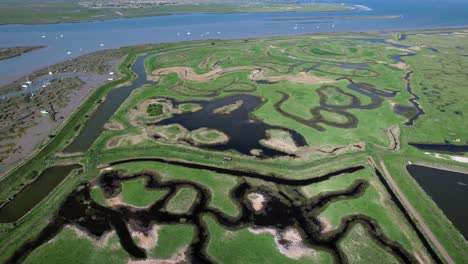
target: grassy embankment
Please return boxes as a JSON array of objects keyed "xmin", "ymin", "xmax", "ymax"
[{"xmin": 0, "ymin": 2, "xmax": 351, "ymax": 25}]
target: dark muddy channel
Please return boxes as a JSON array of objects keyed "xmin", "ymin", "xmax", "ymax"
[
  {"xmin": 0, "ymin": 164, "xmax": 82, "ymax": 223},
  {"xmin": 154, "ymin": 94, "xmax": 306, "ymax": 157},
  {"xmin": 407, "ymin": 164, "xmax": 468, "ymax": 239},
  {"xmin": 7, "ymin": 163, "xmax": 418, "ymax": 264}
]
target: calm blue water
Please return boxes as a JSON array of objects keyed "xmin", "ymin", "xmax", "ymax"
[{"xmin": 0, "ymin": 0, "xmax": 467, "ymax": 86}]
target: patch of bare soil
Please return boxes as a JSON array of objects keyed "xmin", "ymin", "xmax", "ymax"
[
  {"xmin": 105, "ymin": 196, "xmax": 125, "ymax": 207},
  {"xmin": 68, "ymin": 225, "xmax": 115, "ymax": 247},
  {"xmin": 269, "ymin": 45, "xmax": 286, "ymax": 53},
  {"xmin": 250, "ymin": 69, "xmax": 335, "ymax": 85},
  {"xmin": 127, "ymin": 247, "xmax": 187, "ymax": 264},
  {"xmin": 106, "ymin": 133, "xmax": 148, "ymax": 149},
  {"xmin": 247, "ymin": 192, "xmax": 266, "ymax": 212},
  {"xmin": 250, "ymin": 149, "xmax": 263, "ymax": 157},
  {"xmin": 212, "ymin": 100, "xmax": 243, "ymax": 114},
  {"xmin": 104, "ymin": 122, "xmax": 124, "ymax": 131},
  {"xmin": 153, "ymin": 66, "xmax": 334, "ymax": 85},
  {"xmin": 249, "ymin": 227, "xmax": 317, "ymax": 260},
  {"xmin": 390, "ymin": 61, "xmax": 409, "ymax": 70},
  {"xmin": 317, "ymin": 216, "xmax": 332, "ymax": 234},
  {"xmin": 294, "ymin": 142, "xmax": 365, "ymax": 159},
  {"xmin": 153, "ymin": 66, "xmax": 253, "ymax": 82},
  {"xmin": 131, "ymin": 225, "xmax": 160, "ymax": 250},
  {"xmin": 260, "ymin": 129, "xmax": 299, "ymax": 154}
]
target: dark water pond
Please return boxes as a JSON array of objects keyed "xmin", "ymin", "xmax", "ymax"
[
  {"xmin": 409, "ymin": 143, "xmax": 468, "ymax": 153},
  {"xmin": 154, "ymin": 94, "xmax": 306, "ymax": 157},
  {"xmin": 407, "ymin": 164, "xmax": 468, "ymax": 239},
  {"xmin": 0, "ymin": 164, "xmax": 82, "ymax": 223}
]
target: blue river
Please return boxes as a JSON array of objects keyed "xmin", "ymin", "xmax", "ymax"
[{"xmin": 0, "ymin": 0, "xmax": 468, "ymax": 86}]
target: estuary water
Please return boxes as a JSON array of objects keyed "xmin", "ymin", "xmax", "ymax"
[{"xmin": 1, "ymin": 0, "xmax": 468, "ymax": 86}]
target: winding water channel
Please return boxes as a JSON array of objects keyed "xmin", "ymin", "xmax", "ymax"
[{"xmin": 6, "ymin": 162, "xmax": 422, "ymax": 264}]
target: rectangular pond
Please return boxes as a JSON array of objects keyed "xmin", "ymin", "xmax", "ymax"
[{"xmin": 406, "ymin": 164, "xmax": 468, "ymax": 239}]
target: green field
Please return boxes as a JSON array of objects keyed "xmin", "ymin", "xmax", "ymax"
[
  {"xmin": 0, "ymin": 2, "xmax": 351, "ymax": 25},
  {"xmin": 0, "ymin": 29, "xmax": 467, "ymax": 264}
]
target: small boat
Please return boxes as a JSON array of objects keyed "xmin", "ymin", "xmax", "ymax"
[
  {"xmin": 21, "ymin": 84, "xmax": 28, "ymax": 88},
  {"xmin": 187, "ymin": 32, "xmax": 191, "ymax": 35},
  {"xmin": 67, "ymin": 51, "xmax": 72, "ymax": 55},
  {"xmin": 41, "ymin": 35, "xmax": 46, "ymax": 38},
  {"xmin": 109, "ymin": 72, "xmax": 114, "ymax": 75},
  {"xmin": 25, "ymin": 80, "xmax": 32, "ymax": 85},
  {"xmin": 49, "ymin": 71, "xmax": 53, "ymax": 75},
  {"xmin": 108, "ymin": 78, "xmax": 114, "ymax": 81},
  {"xmin": 40, "ymin": 110, "xmax": 49, "ymax": 114},
  {"xmin": 60, "ymin": 34, "xmax": 64, "ymax": 38},
  {"xmin": 100, "ymin": 43, "xmax": 104, "ymax": 47}
]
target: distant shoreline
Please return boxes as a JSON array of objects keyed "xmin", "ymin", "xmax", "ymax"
[
  {"xmin": 0, "ymin": 2, "xmax": 355, "ymax": 26},
  {"xmin": 0, "ymin": 46, "xmax": 46, "ymax": 61},
  {"xmin": 265, "ymin": 15, "xmax": 402, "ymax": 22}
]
